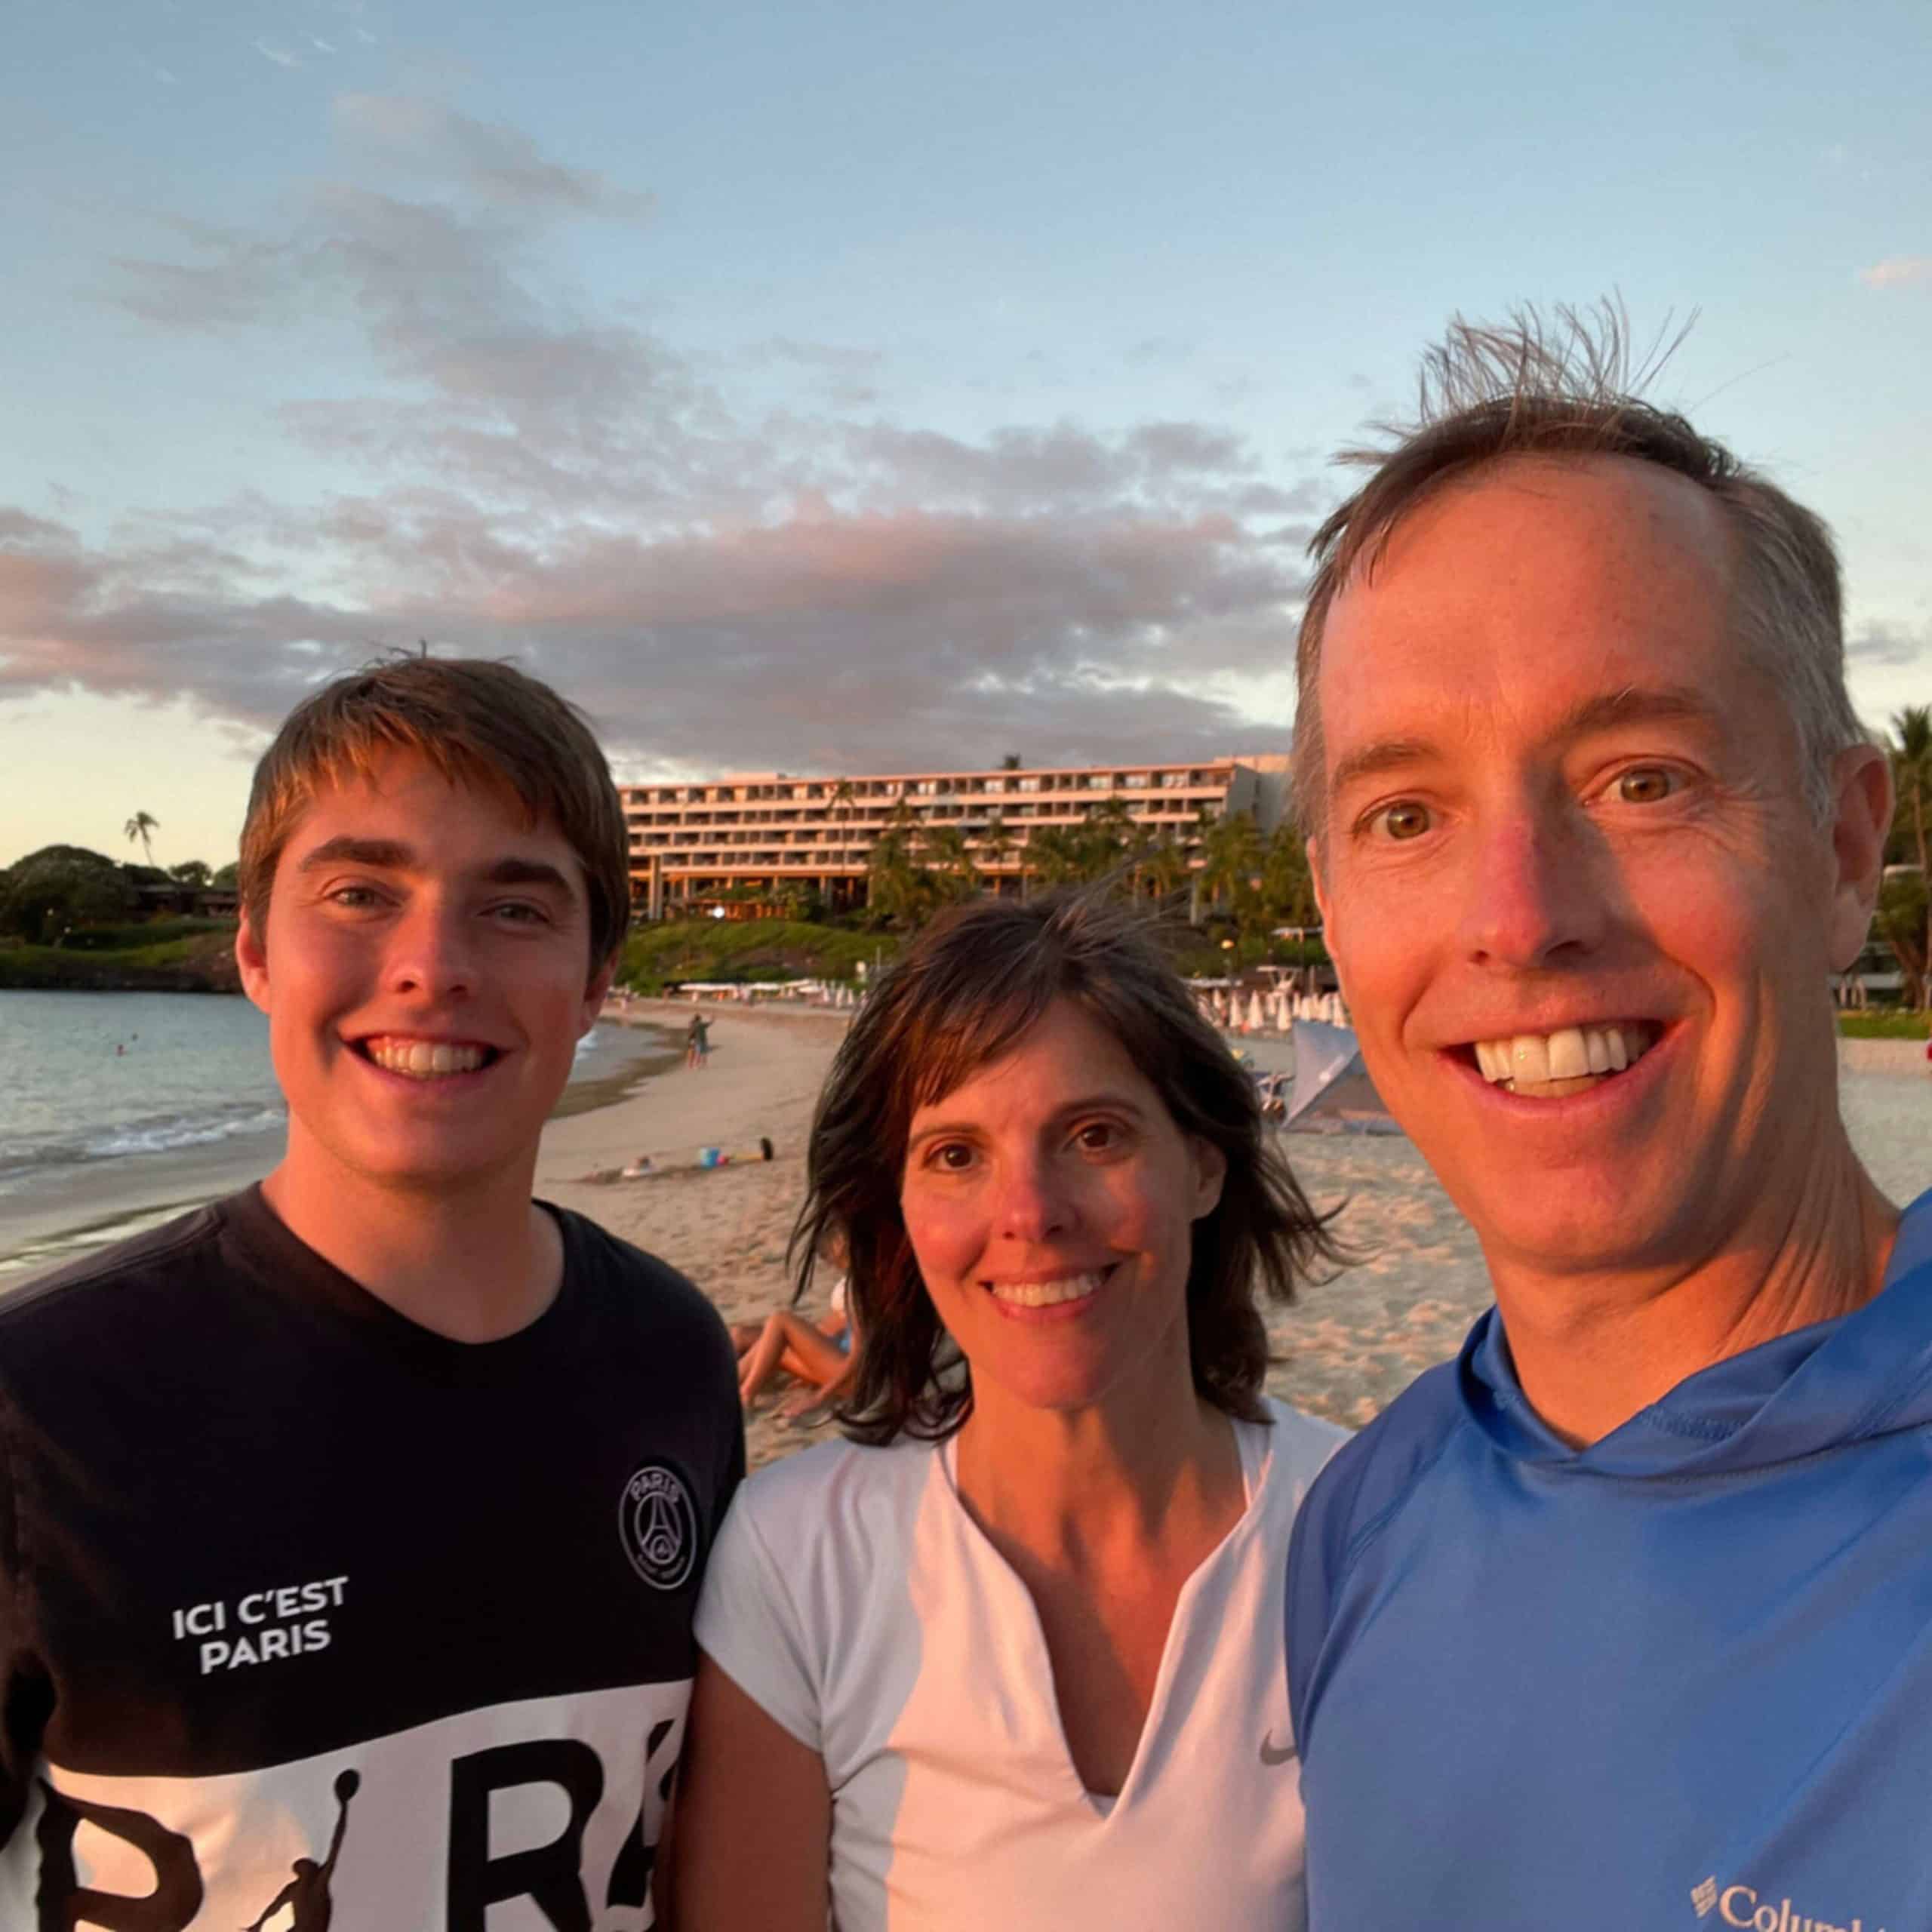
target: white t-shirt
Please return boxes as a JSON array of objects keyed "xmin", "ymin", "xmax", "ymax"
[{"xmin": 694, "ymin": 1397, "xmax": 1347, "ymax": 1930}]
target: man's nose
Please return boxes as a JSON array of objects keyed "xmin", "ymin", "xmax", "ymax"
[
  {"xmin": 1456, "ymin": 803, "xmax": 1607, "ymax": 971},
  {"xmin": 383, "ymin": 897, "xmax": 477, "ymax": 999}
]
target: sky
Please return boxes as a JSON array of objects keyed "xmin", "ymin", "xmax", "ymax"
[{"xmin": 2, "ymin": 0, "xmax": 1928, "ymax": 872}]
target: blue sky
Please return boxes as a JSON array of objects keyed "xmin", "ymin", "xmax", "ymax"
[{"xmin": 4, "ymin": 0, "xmax": 1927, "ymax": 869}]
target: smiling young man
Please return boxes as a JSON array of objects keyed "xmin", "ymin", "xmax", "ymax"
[
  {"xmin": 0, "ymin": 658, "xmax": 741, "ymax": 1924},
  {"xmin": 1281, "ymin": 312, "xmax": 1932, "ymax": 1927}
]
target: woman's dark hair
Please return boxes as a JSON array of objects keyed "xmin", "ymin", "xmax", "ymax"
[{"xmin": 792, "ymin": 890, "xmax": 1344, "ymax": 1445}]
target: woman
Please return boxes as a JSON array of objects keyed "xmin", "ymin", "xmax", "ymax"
[{"xmin": 670, "ymin": 893, "xmax": 1347, "ymax": 1930}]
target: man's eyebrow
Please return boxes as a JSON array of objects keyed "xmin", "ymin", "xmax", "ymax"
[
  {"xmin": 484, "ymin": 857, "xmax": 577, "ymax": 897},
  {"xmin": 1327, "ymin": 685, "xmax": 1724, "ymax": 802},
  {"xmin": 293, "ymin": 840, "xmax": 577, "ymax": 898},
  {"xmin": 294, "ymin": 836, "xmax": 414, "ymax": 874},
  {"xmin": 1553, "ymin": 683, "xmax": 1723, "ymax": 740}
]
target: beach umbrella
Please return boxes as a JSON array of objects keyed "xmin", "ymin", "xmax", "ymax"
[{"xmin": 1245, "ymin": 991, "xmax": 1266, "ymax": 1033}]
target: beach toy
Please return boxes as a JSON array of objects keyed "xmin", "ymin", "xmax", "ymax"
[{"xmin": 699, "ymin": 1146, "xmax": 721, "ymax": 1168}]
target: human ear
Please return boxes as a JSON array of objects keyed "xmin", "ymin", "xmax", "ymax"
[
  {"xmin": 1190, "ymin": 1137, "xmax": 1228, "ymax": 1221},
  {"xmin": 1309, "ymin": 837, "xmax": 1334, "ymax": 943},
  {"xmin": 236, "ymin": 909, "xmax": 272, "ymax": 1016},
  {"xmin": 580, "ymin": 949, "xmax": 618, "ymax": 1034},
  {"xmin": 1824, "ymin": 743, "xmax": 1893, "ymax": 972}
]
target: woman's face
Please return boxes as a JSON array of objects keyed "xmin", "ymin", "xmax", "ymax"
[{"xmin": 899, "ymin": 996, "xmax": 1226, "ymax": 1420}]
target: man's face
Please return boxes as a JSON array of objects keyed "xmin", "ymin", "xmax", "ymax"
[
  {"xmin": 1313, "ymin": 455, "xmax": 1875, "ymax": 1285},
  {"xmin": 237, "ymin": 749, "xmax": 611, "ymax": 1199}
]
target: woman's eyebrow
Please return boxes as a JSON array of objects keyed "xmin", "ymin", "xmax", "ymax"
[{"xmin": 908, "ymin": 1094, "xmax": 1149, "ymax": 1145}]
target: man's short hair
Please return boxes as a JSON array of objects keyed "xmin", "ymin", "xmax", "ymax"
[
  {"xmin": 238, "ymin": 654, "xmax": 631, "ymax": 971},
  {"xmin": 1293, "ymin": 303, "xmax": 1869, "ymax": 837}
]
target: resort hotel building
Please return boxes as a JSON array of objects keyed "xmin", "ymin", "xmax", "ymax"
[{"xmin": 620, "ymin": 754, "xmax": 1293, "ymax": 919}]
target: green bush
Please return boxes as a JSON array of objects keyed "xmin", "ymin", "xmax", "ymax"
[{"xmin": 63, "ymin": 918, "xmax": 235, "ymax": 952}]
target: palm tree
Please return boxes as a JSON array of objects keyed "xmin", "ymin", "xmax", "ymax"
[
  {"xmin": 1140, "ymin": 831, "xmax": 1189, "ymax": 912},
  {"xmin": 921, "ymin": 824, "xmax": 979, "ymax": 905},
  {"xmin": 829, "ymin": 779, "xmax": 857, "ymax": 858},
  {"xmin": 1074, "ymin": 796, "xmax": 1136, "ymax": 884},
  {"xmin": 1890, "ymin": 708, "xmax": 1932, "ymax": 1006},
  {"xmin": 1202, "ymin": 811, "xmax": 1265, "ymax": 924},
  {"xmin": 123, "ymin": 811, "xmax": 159, "ymax": 869},
  {"xmin": 1025, "ymin": 824, "xmax": 1084, "ymax": 891},
  {"xmin": 1260, "ymin": 820, "xmax": 1318, "ymax": 930},
  {"xmin": 1000, "ymin": 753, "xmax": 1022, "ymax": 771}
]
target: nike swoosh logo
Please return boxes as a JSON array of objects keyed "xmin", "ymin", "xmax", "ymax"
[{"xmin": 1260, "ymin": 1732, "xmax": 1298, "ymax": 1767}]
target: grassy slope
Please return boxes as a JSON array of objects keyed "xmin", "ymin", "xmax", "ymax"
[
  {"xmin": 619, "ymin": 920, "xmax": 894, "ymax": 991},
  {"xmin": 0, "ymin": 929, "xmax": 242, "ymax": 992}
]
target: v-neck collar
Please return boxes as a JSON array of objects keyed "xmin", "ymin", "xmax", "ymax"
[{"xmin": 934, "ymin": 1412, "xmax": 1270, "ymax": 1817}]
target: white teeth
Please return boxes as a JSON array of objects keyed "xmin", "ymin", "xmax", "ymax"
[
  {"xmin": 1471, "ymin": 1023, "xmax": 1655, "ymax": 1092},
  {"xmin": 367, "ymin": 1040, "xmax": 487, "ymax": 1078},
  {"xmin": 1509, "ymin": 1034, "xmax": 1552, "ymax": 1084},
  {"xmin": 1546, "ymin": 1027, "xmax": 1589, "ymax": 1080},
  {"xmin": 988, "ymin": 1271, "xmax": 1106, "ymax": 1309}
]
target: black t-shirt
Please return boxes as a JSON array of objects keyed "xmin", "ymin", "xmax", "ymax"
[{"xmin": 0, "ymin": 1185, "xmax": 742, "ymax": 1927}]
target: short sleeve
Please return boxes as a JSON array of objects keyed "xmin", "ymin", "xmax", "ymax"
[
  {"xmin": 694, "ymin": 1489, "xmax": 823, "ymax": 1755},
  {"xmin": 0, "ymin": 1387, "xmax": 48, "ymax": 1846}
]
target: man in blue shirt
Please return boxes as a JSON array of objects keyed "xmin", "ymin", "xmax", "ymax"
[{"xmin": 1283, "ymin": 308, "xmax": 1926, "ymax": 1926}]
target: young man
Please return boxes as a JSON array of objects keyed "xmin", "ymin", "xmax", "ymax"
[
  {"xmin": 0, "ymin": 658, "xmax": 742, "ymax": 1924},
  {"xmin": 1282, "ymin": 312, "xmax": 1930, "ymax": 1924}
]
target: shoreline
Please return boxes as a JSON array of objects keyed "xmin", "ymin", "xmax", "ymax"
[{"xmin": 0, "ymin": 1016, "xmax": 684, "ymax": 1284}]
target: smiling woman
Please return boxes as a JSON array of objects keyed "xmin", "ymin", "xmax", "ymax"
[{"xmin": 669, "ymin": 892, "xmax": 1351, "ymax": 1932}]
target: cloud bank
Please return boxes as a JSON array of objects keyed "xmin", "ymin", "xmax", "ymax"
[{"xmin": 2, "ymin": 94, "xmax": 1315, "ymax": 777}]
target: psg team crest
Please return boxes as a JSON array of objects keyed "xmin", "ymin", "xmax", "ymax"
[{"xmin": 619, "ymin": 1462, "xmax": 699, "ymax": 1591}]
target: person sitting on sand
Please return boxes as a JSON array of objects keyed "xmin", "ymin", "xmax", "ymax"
[
  {"xmin": 734, "ymin": 1270, "xmax": 856, "ymax": 1414},
  {"xmin": 668, "ymin": 892, "xmax": 1348, "ymax": 1931}
]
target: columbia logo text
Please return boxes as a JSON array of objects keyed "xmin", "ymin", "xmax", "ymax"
[{"xmin": 1695, "ymin": 1878, "xmax": 1887, "ymax": 1932}]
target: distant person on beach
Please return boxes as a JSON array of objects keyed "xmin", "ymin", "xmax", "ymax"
[
  {"xmin": 686, "ymin": 1011, "xmax": 711, "ymax": 1068},
  {"xmin": 1281, "ymin": 307, "xmax": 1924, "ymax": 1924},
  {"xmin": 669, "ymin": 893, "xmax": 1348, "ymax": 1930},
  {"xmin": 0, "ymin": 657, "xmax": 741, "ymax": 1915}
]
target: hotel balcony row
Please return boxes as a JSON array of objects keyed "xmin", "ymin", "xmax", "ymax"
[{"xmin": 617, "ymin": 753, "xmax": 1291, "ymax": 916}]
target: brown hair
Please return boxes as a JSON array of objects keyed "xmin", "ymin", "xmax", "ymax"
[
  {"xmin": 238, "ymin": 653, "xmax": 631, "ymax": 971},
  {"xmin": 794, "ymin": 891, "xmax": 1344, "ymax": 1445},
  {"xmin": 1294, "ymin": 303, "xmax": 1867, "ymax": 837}
]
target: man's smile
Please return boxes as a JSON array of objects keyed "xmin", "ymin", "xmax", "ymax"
[{"xmin": 1463, "ymin": 1020, "xmax": 1663, "ymax": 1098}]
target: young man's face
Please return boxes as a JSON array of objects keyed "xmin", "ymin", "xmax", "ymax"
[
  {"xmin": 1312, "ymin": 455, "xmax": 1879, "ymax": 1287},
  {"xmin": 238, "ymin": 749, "xmax": 612, "ymax": 1198}
]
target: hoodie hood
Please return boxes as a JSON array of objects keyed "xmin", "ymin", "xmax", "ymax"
[{"xmin": 1460, "ymin": 1186, "xmax": 1932, "ymax": 1478}]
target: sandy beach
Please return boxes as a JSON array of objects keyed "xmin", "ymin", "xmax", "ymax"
[{"xmin": 544, "ymin": 1000, "xmax": 1930, "ymax": 1470}]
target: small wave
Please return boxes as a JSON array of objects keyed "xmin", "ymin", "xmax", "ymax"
[
  {"xmin": 84, "ymin": 1107, "xmax": 285, "ymax": 1160},
  {"xmin": 0, "ymin": 1106, "xmax": 286, "ymax": 1187}
]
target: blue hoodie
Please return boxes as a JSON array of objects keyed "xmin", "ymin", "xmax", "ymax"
[{"xmin": 1286, "ymin": 1188, "xmax": 1932, "ymax": 1932}]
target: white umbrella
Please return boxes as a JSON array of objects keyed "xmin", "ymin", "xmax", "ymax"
[{"xmin": 1244, "ymin": 990, "xmax": 1266, "ymax": 1033}]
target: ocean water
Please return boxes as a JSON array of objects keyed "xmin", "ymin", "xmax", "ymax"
[
  {"xmin": 0, "ymin": 991, "xmax": 666, "ymax": 1273},
  {"xmin": 0, "ymin": 992, "xmax": 282, "ymax": 1192}
]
